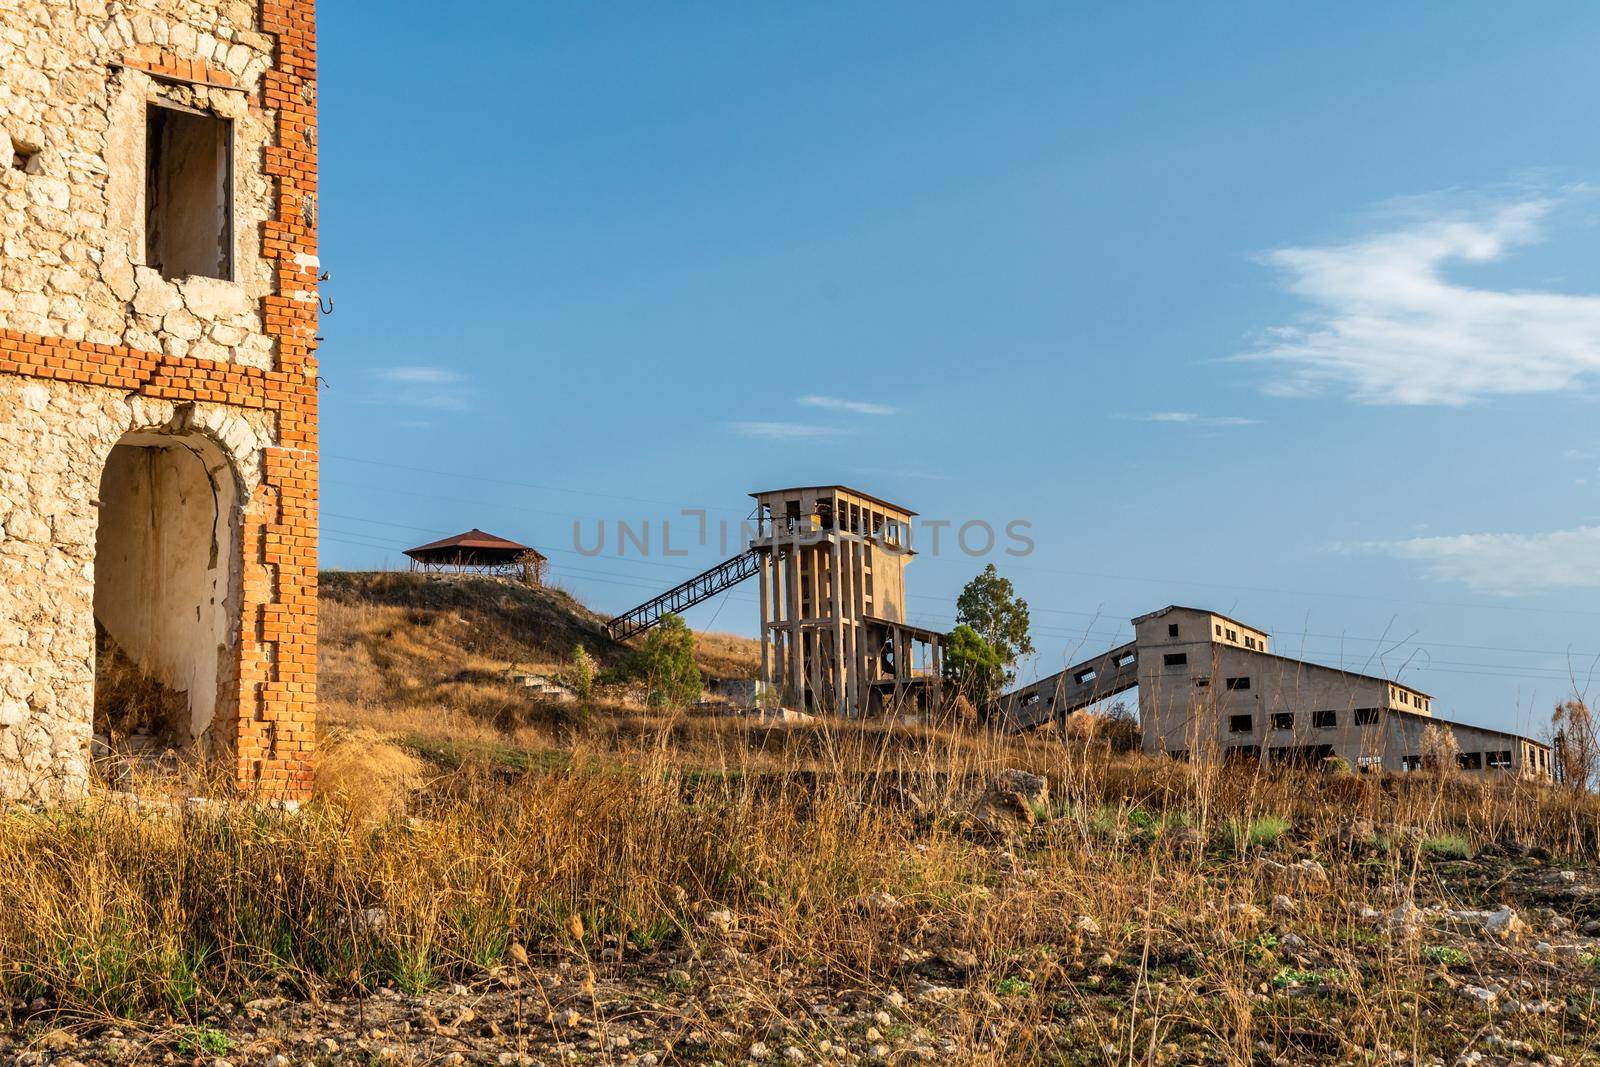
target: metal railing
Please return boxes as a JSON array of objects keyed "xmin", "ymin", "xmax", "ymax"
[{"xmin": 604, "ymin": 548, "xmax": 763, "ymax": 642}]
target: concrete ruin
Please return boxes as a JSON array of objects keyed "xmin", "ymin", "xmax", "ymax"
[
  {"xmin": 750, "ymin": 486, "xmax": 942, "ymax": 715},
  {"xmin": 0, "ymin": 0, "xmax": 319, "ymax": 802},
  {"xmin": 1001, "ymin": 605, "xmax": 1552, "ymax": 779},
  {"xmin": 605, "ymin": 485, "xmax": 942, "ymax": 716}
]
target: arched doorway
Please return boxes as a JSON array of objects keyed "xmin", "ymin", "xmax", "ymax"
[{"xmin": 93, "ymin": 428, "xmax": 241, "ymax": 768}]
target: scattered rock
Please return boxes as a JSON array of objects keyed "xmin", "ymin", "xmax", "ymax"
[{"xmin": 974, "ymin": 769, "xmax": 1049, "ymax": 828}]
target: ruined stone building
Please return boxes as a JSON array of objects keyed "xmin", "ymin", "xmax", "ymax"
[
  {"xmin": 0, "ymin": 0, "xmax": 319, "ymax": 802},
  {"xmin": 1002, "ymin": 605, "xmax": 1551, "ymax": 779}
]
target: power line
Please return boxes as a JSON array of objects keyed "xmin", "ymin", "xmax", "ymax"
[
  {"xmin": 315, "ymin": 478, "xmax": 1594, "ymax": 694},
  {"xmin": 324, "ymin": 512, "xmax": 717, "ymax": 574},
  {"xmin": 323, "ymin": 510, "xmax": 1595, "ymax": 668},
  {"xmin": 327, "ymin": 454, "xmax": 747, "ymax": 514},
  {"xmin": 323, "ymin": 513, "xmax": 1594, "ymax": 675},
  {"xmin": 913, "ymin": 551, "xmax": 1600, "ymax": 620},
  {"xmin": 326, "ymin": 461, "xmax": 1600, "ymax": 624},
  {"xmin": 320, "ymin": 528, "xmax": 759, "ymax": 612}
]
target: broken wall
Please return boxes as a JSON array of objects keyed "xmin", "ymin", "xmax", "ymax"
[
  {"xmin": 0, "ymin": 0, "xmax": 320, "ymax": 803},
  {"xmin": 95, "ymin": 429, "xmax": 242, "ymax": 748}
]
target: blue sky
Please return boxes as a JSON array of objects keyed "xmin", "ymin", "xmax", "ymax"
[{"xmin": 317, "ymin": 2, "xmax": 1600, "ymax": 738}]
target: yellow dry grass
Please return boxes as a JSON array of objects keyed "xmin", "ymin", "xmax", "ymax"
[
  {"xmin": 8, "ymin": 573, "xmax": 1594, "ymax": 1062},
  {"xmin": 314, "ymin": 726, "xmax": 426, "ymax": 823}
]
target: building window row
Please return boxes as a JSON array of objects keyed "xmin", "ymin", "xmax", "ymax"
[
  {"xmin": 1390, "ymin": 686, "xmax": 1431, "ymax": 713},
  {"xmin": 1266, "ymin": 708, "xmax": 1383, "ymax": 731},
  {"xmin": 1400, "ymin": 750, "xmax": 1521, "ymax": 773}
]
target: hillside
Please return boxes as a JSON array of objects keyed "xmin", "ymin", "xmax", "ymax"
[{"xmin": 319, "ymin": 570, "xmax": 760, "ymax": 742}]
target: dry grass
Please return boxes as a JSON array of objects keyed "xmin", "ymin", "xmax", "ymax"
[
  {"xmin": 9, "ymin": 709, "xmax": 1600, "ymax": 1060},
  {"xmin": 318, "ymin": 572, "xmax": 760, "ymax": 743},
  {"xmin": 313, "ymin": 726, "xmax": 426, "ymax": 823},
  {"xmin": 8, "ymin": 574, "xmax": 1597, "ymax": 1061},
  {"xmin": 692, "ymin": 629, "xmax": 763, "ymax": 680},
  {"xmin": 5, "ymin": 724, "xmax": 1600, "ymax": 1062}
]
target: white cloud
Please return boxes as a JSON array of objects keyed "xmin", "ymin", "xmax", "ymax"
[
  {"xmin": 729, "ymin": 421, "xmax": 850, "ymax": 440},
  {"xmin": 375, "ymin": 366, "xmax": 465, "ymax": 385},
  {"xmin": 798, "ymin": 394, "xmax": 898, "ymax": 416},
  {"xmin": 1240, "ymin": 190, "xmax": 1600, "ymax": 405},
  {"xmin": 1123, "ymin": 411, "xmax": 1260, "ymax": 426},
  {"xmin": 1357, "ymin": 525, "xmax": 1600, "ymax": 595},
  {"xmin": 365, "ymin": 367, "xmax": 472, "ymax": 410}
]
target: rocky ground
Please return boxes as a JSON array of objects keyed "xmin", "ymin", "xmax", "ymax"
[{"xmin": 5, "ymin": 819, "xmax": 1599, "ymax": 1067}]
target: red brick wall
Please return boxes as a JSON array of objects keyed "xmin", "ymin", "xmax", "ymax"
[{"xmin": 0, "ymin": 0, "xmax": 320, "ymax": 800}]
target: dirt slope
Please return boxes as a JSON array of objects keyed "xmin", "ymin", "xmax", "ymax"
[{"xmin": 318, "ymin": 571, "xmax": 761, "ymax": 740}]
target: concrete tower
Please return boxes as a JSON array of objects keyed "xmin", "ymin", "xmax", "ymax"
[{"xmin": 751, "ymin": 486, "xmax": 942, "ymax": 715}]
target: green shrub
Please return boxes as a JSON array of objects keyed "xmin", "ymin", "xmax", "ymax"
[
  {"xmin": 177, "ymin": 1027, "xmax": 232, "ymax": 1056},
  {"xmin": 625, "ymin": 615, "xmax": 702, "ymax": 709},
  {"xmin": 1225, "ymin": 815, "xmax": 1290, "ymax": 850},
  {"xmin": 570, "ymin": 644, "xmax": 595, "ymax": 703},
  {"xmin": 1423, "ymin": 834, "xmax": 1472, "ymax": 860}
]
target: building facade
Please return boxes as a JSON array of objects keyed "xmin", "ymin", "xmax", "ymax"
[
  {"xmin": 0, "ymin": 0, "xmax": 319, "ymax": 802},
  {"xmin": 1002, "ymin": 605, "xmax": 1551, "ymax": 780},
  {"xmin": 751, "ymin": 486, "xmax": 941, "ymax": 715}
]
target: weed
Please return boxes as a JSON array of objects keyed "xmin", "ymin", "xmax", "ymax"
[
  {"xmin": 1225, "ymin": 815, "xmax": 1290, "ymax": 851},
  {"xmin": 1236, "ymin": 932, "xmax": 1280, "ymax": 961},
  {"xmin": 1423, "ymin": 945, "xmax": 1470, "ymax": 966},
  {"xmin": 1272, "ymin": 967, "xmax": 1344, "ymax": 989},
  {"xmin": 1423, "ymin": 835, "xmax": 1472, "ymax": 860},
  {"xmin": 176, "ymin": 1027, "xmax": 232, "ymax": 1056}
]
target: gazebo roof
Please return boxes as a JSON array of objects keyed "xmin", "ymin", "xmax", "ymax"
[{"xmin": 403, "ymin": 529, "xmax": 546, "ymax": 562}]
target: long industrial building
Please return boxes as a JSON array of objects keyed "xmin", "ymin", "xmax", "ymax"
[{"xmin": 1001, "ymin": 605, "xmax": 1551, "ymax": 779}]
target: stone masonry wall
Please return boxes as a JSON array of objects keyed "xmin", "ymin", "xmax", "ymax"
[{"xmin": 0, "ymin": 0, "xmax": 318, "ymax": 803}]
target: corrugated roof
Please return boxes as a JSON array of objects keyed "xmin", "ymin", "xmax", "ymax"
[
  {"xmin": 403, "ymin": 529, "xmax": 545, "ymax": 560},
  {"xmin": 749, "ymin": 485, "xmax": 918, "ymax": 517},
  {"xmin": 1387, "ymin": 706, "xmax": 1549, "ymax": 749},
  {"xmin": 1132, "ymin": 604, "xmax": 1267, "ymax": 637}
]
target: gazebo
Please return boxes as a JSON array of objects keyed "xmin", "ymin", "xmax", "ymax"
[{"xmin": 403, "ymin": 529, "xmax": 547, "ymax": 585}]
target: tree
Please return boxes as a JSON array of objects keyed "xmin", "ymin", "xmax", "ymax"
[
  {"xmin": 942, "ymin": 623, "xmax": 1005, "ymax": 708},
  {"xmin": 1552, "ymin": 698, "xmax": 1597, "ymax": 790},
  {"xmin": 628, "ymin": 614, "xmax": 702, "ymax": 709},
  {"xmin": 955, "ymin": 565, "xmax": 1034, "ymax": 680}
]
